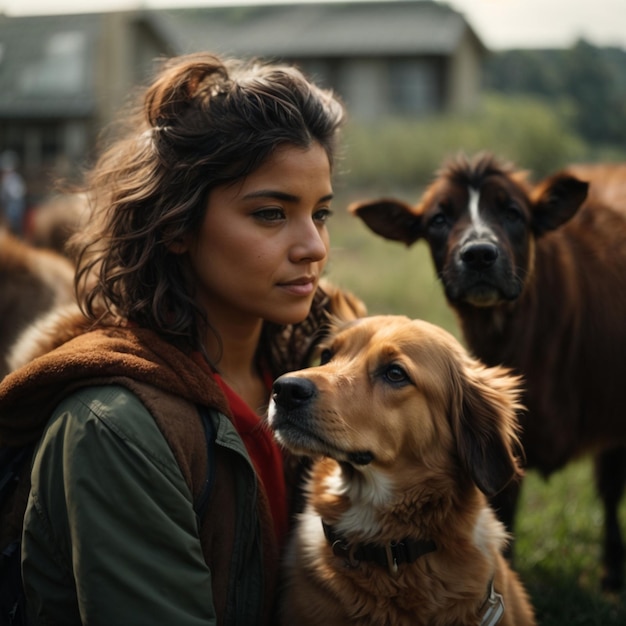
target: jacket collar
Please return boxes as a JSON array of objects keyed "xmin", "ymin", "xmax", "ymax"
[{"xmin": 0, "ymin": 323, "xmax": 229, "ymax": 446}]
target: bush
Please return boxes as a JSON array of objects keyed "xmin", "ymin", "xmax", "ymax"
[{"xmin": 340, "ymin": 93, "xmax": 589, "ymax": 191}]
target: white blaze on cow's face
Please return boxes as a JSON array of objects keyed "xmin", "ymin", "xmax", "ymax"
[
  {"xmin": 463, "ymin": 187, "xmax": 496, "ymax": 244},
  {"xmin": 468, "ymin": 188, "xmax": 482, "ymax": 229}
]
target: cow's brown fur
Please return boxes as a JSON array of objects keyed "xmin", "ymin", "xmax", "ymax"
[
  {"xmin": 26, "ymin": 193, "xmax": 87, "ymax": 259},
  {"xmin": 351, "ymin": 154, "xmax": 626, "ymax": 590},
  {"xmin": 0, "ymin": 229, "xmax": 75, "ymax": 379}
]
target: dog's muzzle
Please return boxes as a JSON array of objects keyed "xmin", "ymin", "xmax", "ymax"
[
  {"xmin": 269, "ymin": 375, "xmax": 375, "ymax": 466},
  {"xmin": 271, "ymin": 375, "xmax": 317, "ymax": 410}
]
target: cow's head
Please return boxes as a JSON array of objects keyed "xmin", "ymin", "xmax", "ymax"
[{"xmin": 350, "ymin": 153, "xmax": 588, "ymax": 308}]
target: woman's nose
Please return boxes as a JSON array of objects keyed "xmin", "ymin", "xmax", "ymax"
[{"xmin": 290, "ymin": 221, "xmax": 328, "ymax": 263}]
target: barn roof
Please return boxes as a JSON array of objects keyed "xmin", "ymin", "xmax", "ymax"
[
  {"xmin": 151, "ymin": 0, "xmax": 485, "ymax": 58},
  {"xmin": 0, "ymin": 1, "xmax": 485, "ymax": 118}
]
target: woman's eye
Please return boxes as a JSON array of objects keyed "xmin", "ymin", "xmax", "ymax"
[
  {"xmin": 253, "ymin": 208, "xmax": 285, "ymax": 222},
  {"xmin": 314, "ymin": 207, "xmax": 333, "ymax": 224}
]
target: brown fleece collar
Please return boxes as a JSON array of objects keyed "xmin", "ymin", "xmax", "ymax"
[{"xmin": 0, "ymin": 325, "xmax": 230, "ymax": 446}]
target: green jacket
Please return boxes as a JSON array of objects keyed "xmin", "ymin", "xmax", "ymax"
[
  {"xmin": 23, "ymin": 383, "xmax": 263, "ymax": 626},
  {"xmin": 0, "ymin": 323, "xmax": 281, "ymax": 626}
]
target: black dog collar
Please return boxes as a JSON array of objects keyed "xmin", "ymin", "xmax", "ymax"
[{"xmin": 322, "ymin": 520, "xmax": 437, "ymax": 576}]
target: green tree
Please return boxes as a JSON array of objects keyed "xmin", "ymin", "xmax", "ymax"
[{"xmin": 484, "ymin": 41, "xmax": 626, "ymax": 147}]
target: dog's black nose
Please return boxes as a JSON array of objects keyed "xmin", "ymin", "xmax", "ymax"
[
  {"xmin": 460, "ymin": 241, "xmax": 499, "ymax": 270},
  {"xmin": 272, "ymin": 376, "xmax": 316, "ymax": 409}
]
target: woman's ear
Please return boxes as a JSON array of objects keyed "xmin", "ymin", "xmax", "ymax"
[{"xmin": 167, "ymin": 233, "xmax": 192, "ymax": 255}]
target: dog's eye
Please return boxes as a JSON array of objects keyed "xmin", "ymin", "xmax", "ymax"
[
  {"xmin": 383, "ymin": 364, "xmax": 409, "ymax": 384},
  {"xmin": 319, "ymin": 348, "xmax": 333, "ymax": 365}
]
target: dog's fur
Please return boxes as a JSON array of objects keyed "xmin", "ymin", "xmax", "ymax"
[
  {"xmin": 350, "ymin": 154, "xmax": 626, "ymax": 590},
  {"xmin": 268, "ymin": 315, "xmax": 535, "ymax": 626}
]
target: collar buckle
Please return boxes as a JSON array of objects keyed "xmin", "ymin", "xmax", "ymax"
[
  {"xmin": 329, "ymin": 536, "xmax": 361, "ymax": 569},
  {"xmin": 384, "ymin": 542, "xmax": 399, "ymax": 576},
  {"xmin": 480, "ymin": 580, "xmax": 505, "ymax": 626}
]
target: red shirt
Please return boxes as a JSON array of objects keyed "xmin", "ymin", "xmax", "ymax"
[{"xmin": 212, "ymin": 373, "xmax": 288, "ymax": 547}]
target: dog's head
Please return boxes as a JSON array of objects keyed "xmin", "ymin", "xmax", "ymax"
[
  {"xmin": 350, "ymin": 153, "xmax": 587, "ymax": 308},
  {"xmin": 268, "ymin": 315, "xmax": 523, "ymax": 499}
]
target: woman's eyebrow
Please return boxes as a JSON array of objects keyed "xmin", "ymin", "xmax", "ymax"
[{"xmin": 242, "ymin": 189, "xmax": 334, "ymax": 203}]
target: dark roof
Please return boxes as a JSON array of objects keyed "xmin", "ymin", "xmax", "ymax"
[
  {"xmin": 0, "ymin": 14, "xmax": 101, "ymax": 118},
  {"xmin": 152, "ymin": 0, "xmax": 485, "ymax": 59},
  {"xmin": 0, "ymin": 2, "xmax": 485, "ymax": 119}
]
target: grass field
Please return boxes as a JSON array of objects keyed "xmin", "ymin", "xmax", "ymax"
[
  {"xmin": 517, "ymin": 463, "xmax": 626, "ymax": 625},
  {"xmin": 326, "ymin": 198, "xmax": 626, "ymax": 625}
]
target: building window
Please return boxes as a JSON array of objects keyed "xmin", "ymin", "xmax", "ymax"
[
  {"xmin": 20, "ymin": 31, "xmax": 86, "ymax": 95},
  {"xmin": 388, "ymin": 59, "xmax": 439, "ymax": 116}
]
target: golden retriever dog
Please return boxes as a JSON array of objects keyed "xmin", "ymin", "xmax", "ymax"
[{"xmin": 268, "ymin": 315, "xmax": 536, "ymax": 626}]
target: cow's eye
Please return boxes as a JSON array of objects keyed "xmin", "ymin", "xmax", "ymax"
[
  {"xmin": 428, "ymin": 212, "xmax": 448, "ymax": 230},
  {"xmin": 505, "ymin": 205, "xmax": 524, "ymax": 224}
]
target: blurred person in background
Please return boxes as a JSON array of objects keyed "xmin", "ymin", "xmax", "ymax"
[{"xmin": 0, "ymin": 150, "xmax": 26, "ymax": 236}]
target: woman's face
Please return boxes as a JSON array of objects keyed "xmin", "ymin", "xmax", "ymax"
[{"xmin": 186, "ymin": 142, "xmax": 333, "ymax": 329}]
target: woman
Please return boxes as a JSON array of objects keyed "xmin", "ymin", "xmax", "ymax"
[{"xmin": 0, "ymin": 52, "xmax": 364, "ymax": 625}]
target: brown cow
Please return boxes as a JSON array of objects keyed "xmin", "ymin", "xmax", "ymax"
[
  {"xmin": 27, "ymin": 192, "xmax": 87, "ymax": 259},
  {"xmin": 350, "ymin": 153, "xmax": 626, "ymax": 591},
  {"xmin": 0, "ymin": 228, "xmax": 75, "ymax": 379}
]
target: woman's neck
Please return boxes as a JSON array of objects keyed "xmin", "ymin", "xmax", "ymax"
[{"xmin": 205, "ymin": 318, "xmax": 269, "ymax": 413}]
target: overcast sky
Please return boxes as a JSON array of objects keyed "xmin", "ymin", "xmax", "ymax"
[{"xmin": 2, "ymin": 0, "xmax": 625, "ymax": 50}]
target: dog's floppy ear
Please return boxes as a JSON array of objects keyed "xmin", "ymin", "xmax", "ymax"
[
  {"xmin": 451, "ymin": 359, "xmax": 524, "ymax": 497},
  {"xmin": 320, "ymin": 278, "xmax": 367, "ymax": 323},
  {"xmin": 297, "ymin": 280, "xmax": 365, "ymax": 368}
]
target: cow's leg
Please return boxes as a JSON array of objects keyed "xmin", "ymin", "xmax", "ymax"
[
  {"xmin": 594, "ymin": 446, "xmax": 626, "ymax": 591},
  {"xmin": 489, "ymin": 477, "xmax": 522, "ymax": 561}
]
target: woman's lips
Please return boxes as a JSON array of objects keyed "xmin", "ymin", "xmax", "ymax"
[{"xmin": 278, "ymin": 277, "xmax": 316, "ymax": 296}]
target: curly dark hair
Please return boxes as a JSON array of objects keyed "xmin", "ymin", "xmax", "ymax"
[{"xmin": 72, "ymin": 52, "xmax": 345, "ymax": 361}]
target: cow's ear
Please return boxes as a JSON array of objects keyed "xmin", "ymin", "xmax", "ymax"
[
  {"xmin": 349, "ymin": 199, "xmax": 423, "ymax": 246},
  {"xmin": 531, "ymin": 174, "xmax": 588, "ymax": 236}
]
